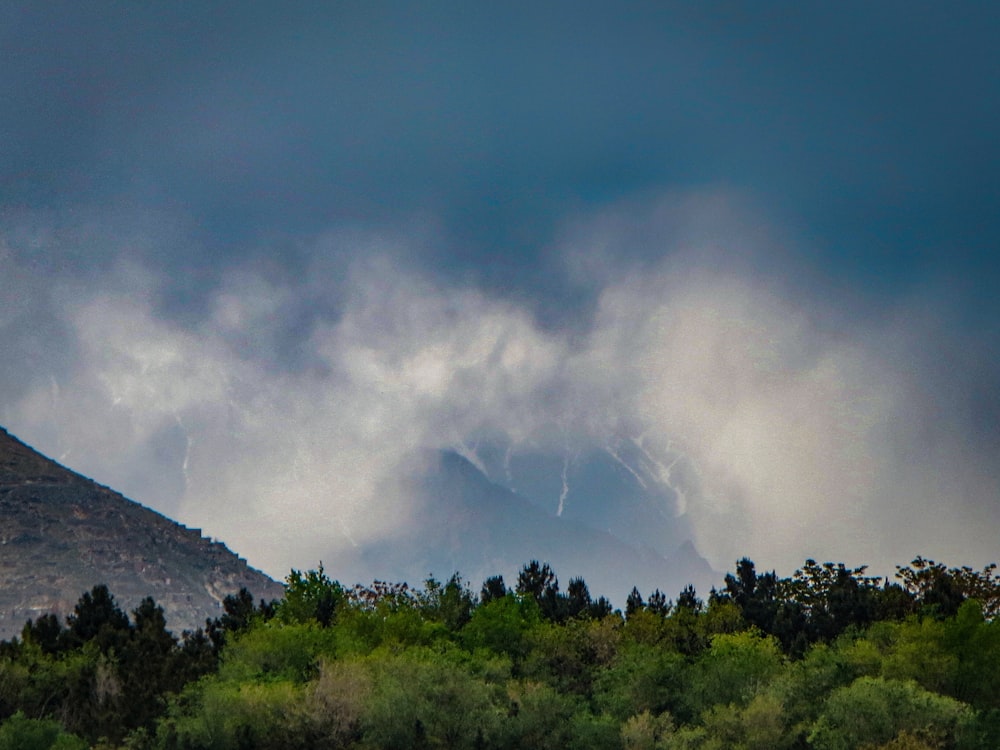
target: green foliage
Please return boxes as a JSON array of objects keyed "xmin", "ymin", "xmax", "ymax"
[
  {"xmin": 627, "ymin": 587, "xmax": 645, "ymax": 618},
  {"xmin": 276, "ymin": 564, "xmax": 344, "ymax": 626},
  {"xmin": 620, "ymin": 710, "xmax": 676, "ymax": 750},
  {"xmin": 513, "ymin": 563, "xmax": 609, "ymax": 623},
  {"xmin": 64, "ymin": 584, "xmax": 132, "ymax": 654},
  {"xmin": 333, "ymin": 599, "xmax": 449, "ymax": 655},
  {"xmin": 880, "ymin": 616, "xmax": 958, "ymax": 694},
  {"xmin": 500, "ymin": 680, "xmax": 582, "ymax": 750},
  {"xmin": 418, "ymin": 573, "xmax": 477, "ymax": 631},
  {"xmin": 683, "ymin": 631, "xmax": 784, "ymax": 718},
  {"xmin": 697, "ymin": 693, "xmax": 790, "ymax": 750},
  {"xmin": 808, "ymin": 676, "xmax": 973, "ymax": 750},
  {"xmin": 0, "ymin": 584, "xmax": 248, "ymax": 746},
  {"xmin": 481, "ymin": 575, "xmax": 508, "ymax": 604},
  {"xmin": 9, "ymin": 557, "xmax": 1000, "ymax": 750},
  {"xmin": 521, "ymin": 617, "xmax": 620, "ymax": 696},
  {"xmin": 0, "ymin": 712, "xmax": 87, "ymax": 750},
  {"xmin": 594, "ymin": 642, "xmax": 687, "ymax": 722},
  {"xmin": 699, "ymin": 599, "xmax": 744, "ymax": 637},
  {"xmin": 956, "ymin": 708, "xmax": 1000, "ymax": 750},
  {"xmin": 461, "ymin": 593, "xmax": 541, "ymax": 659},
  {"xmin": 768, "ymin": 642, "xmax": 856, "ymax": 735},
  {"xmin": 894, "ymin": 557, "xmax": 1000, "ymax": 618},
  {"xmin": 362, "ymin": 649, "xmax": 501, "ymax": 750},
  {"xmin": 516, "ymin": 560, "xmax": 564, "ymax": 621},
  {"xmin": 299, "ymin": 658, "xmax": 372, "ymax": 748},
  {"xmin": 21, "ymin": 613, "xmax": 62, "ymax": 655},
  {"xmin": 944, "ymin": 601, "xmax": 1000, "ymax": 709},
  {"xmin": 158, "ymin": 676, "xmax": 305, "ymax": 750},
  {"xmin": 217, "ymin": 623, "xmax": 335, "ymax": 683},
  {"xmin": 217, "ymin": 587, "xmax": 275, "ymax": 635}
]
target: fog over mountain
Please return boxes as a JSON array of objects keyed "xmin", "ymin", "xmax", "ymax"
[
  {"xmin": 2, "ymin": 214, "xmax": 997, "ymax": 591},
  {"xmin": 2, "ymin": 4, "xmax": 999, "ymax": 593},
  {"xmin": 357, "ymin": 449, "xmax": 715, "ymax": 603}
]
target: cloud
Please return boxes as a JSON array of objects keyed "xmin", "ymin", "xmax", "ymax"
[
  {"xmin": 580, "ymin": 270, "xmax": 891, "ymax": 566},
  {"xmin": 560, "ymin": 196, "xmax": 1000, "ymax": 573},
  {"xmin": 2, "ymin": 194, "xmax": 998, "ymax": 584},
  {"xmin": 2, "ymin": 233, "xmax": 575, "ymax": 578}
]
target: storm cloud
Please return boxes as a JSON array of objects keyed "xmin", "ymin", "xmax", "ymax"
[
  {"xmin": 2, "ymin": 192, "xmax": 997, "ymax": 584},
  {"xmin": 2, "ymin": 3, "xmax": 999, "ymax": 585}
]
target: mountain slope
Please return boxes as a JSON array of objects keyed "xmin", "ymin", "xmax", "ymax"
[
  {"xmin": 358, "ymin": 451, "xmax": 717, "ymax": 604},
  {"xmin": 469, "ymin": 437, "xmax": 697, "ymax": 561},
  {"xmin": 0, "ymin": 427, "xmax": 284, "ymax": 640}
]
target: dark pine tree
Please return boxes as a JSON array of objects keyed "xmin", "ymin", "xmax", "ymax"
[
  {"xmin": 63, "ymin": 584, "xmax": 131, "ymax": 653},
  {"xmin": 481, "ymin": 575, "xmax": 508, "ymax": 604},
  {"xmin": 517, "ymin": 561, "xmax": 561, "ymax": 621},
  {"xmin": 625, "ymin": 587, "xmax": 644, "ymax": 619},
  {"xmin": 566, "ymin": 577, "xmax": 593, "ymax": 619}
]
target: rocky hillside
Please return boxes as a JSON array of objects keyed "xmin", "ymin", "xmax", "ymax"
[{"xmin": 0, "ymin": 426, "xmax": 284, "ymax": 640}]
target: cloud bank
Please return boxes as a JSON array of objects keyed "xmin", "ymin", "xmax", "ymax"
[{"xmin": 2, "ymin": 194, "xmax": 997, "ymax": 583}]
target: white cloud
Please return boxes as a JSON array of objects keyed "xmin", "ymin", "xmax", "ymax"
[
  {"xmin": 580, "ymin": 270, "xmax": 890, "ymax": 568},
  {"xmin": 2, "ymin": 195, "xmax": 998, "ymax": 585}
]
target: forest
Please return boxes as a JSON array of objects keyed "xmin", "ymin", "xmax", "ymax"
[{"xmin": 2, "ymin": 556, "xmax": 1000, "ymax": 749}]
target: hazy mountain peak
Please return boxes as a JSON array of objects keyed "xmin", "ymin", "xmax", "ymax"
[{"xmin": 355, "ymin": 447, "xmax": 717, "ymax": 604}]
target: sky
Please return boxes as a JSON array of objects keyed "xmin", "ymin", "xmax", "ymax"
[{"xmin": 2, "ymin": 2, "xmax": 999, "ymax": 585}]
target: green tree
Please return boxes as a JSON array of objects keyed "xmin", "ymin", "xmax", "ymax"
[
  {"xmin": 683, "ymin": 631, "xmax": 783, "ymax": 719},
  {"xmin": 500, "ymin": 680, "xmax": 580, "ymax": 750},
  {"xmin": 419, "ymin": 574, "xmax": 476, "ymax": 631},
  {"xmin": 676, "ymin": 586, "xmax": 701, "ymax": 615},
  {"xmin": 517, "ymin": 561, "xmax": 562, "ymax": 621},
  {"xmin": 621, "ymin": 709, "xmax": 675, "ymax": 750},
  {"xmin": 461, "ymin": 593, "xmax": 541, "ymax": 660},
  {"xmin": 297, "ymin": 658, "xmax": 372, "ymax": 748},
  {"xmin": 626, "ymin": 588, "xmax": 645, "ymax": 619},
  {"xmin": 21, "ymin": 614, "xmax": 63, "ymax": 656},
  {"xmin": 881, "ymin": 616, "xmax": 958, "ymax": 695},
  {"xmin": 784, "ymin": 559, "xmax": 881, "ymax": 643},
  {"xmin": 481, "ymin": 575, "xmax": 508, "ymax": 605},
  {"xmin": 63, "ymin": 585, "xmax": 130, "ymax": 653},
  {"xmin": 594, "ymin": 642, "xmax": 687, "ymax": 722},
  {"xmin": 698, "ymin": 693, "xmax": 790, "ymax": 750},
  {"xmin": 118, "ymin": 597, "xmax": 180, "ymax": 732},
  {"xmin": 362, "ymin": 650, "xmax": 500, "ymax": 750},
  {"xmin": 895, "ymin": 558, "xmax": 966, "ymax": 618},
  {"xmin": 721, "ymin": 559, "xmax": 780, "ymax": 636},
  {"xmin": 218, "ymin": 623, "xmax": 334, "ymax": 684},
  {"xmin": 0, "ymin": 712, "xmax": 86, "ymax": 750},
  {"xmin": 808, "ymin": 676, "xmax": 972, "ymax": 750},
  {"xmin": 943, "ymin": 600, "xmax": 1000, "ymax": 709},
  {"xmin": 158, "ymin": 677, "xmax": 305, "ymax": 750},
  {"xmin": 276, "ymin": 565, "xmax": 344, "ymax": 627},
  {"xmin": 566, "ymin": 577, "xmax": 594, "ymax": 619},
  {"xmin": 522, "ymin": 618, "xmax": 615, "ymax": 697}
]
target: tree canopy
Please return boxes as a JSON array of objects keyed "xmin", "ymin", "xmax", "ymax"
[{"xmin": 4, "ymin": 555, "xmax": 1000, "ymax": 749}]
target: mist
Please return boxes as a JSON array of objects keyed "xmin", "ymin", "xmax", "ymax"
[{"xmin": 2, "ymin": 193, "xmax": 996, "ymax": 588}]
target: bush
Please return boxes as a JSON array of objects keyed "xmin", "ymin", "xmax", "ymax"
[
  {"xmin": 808, "ymin": 676, "xmax": 972, "ymax": 750},
  {"xmin": 0, "ymin": 712, "xmax": 87, "ymax": 750}
]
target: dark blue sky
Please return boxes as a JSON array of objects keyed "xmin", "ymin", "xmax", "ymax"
[
  {"xmin": 4, "ymin": 2, "xmax": 999, "ymax": 303},
  {"xmin": 2, "ymin": 2, "xmax": 999, "ymax": 577}
]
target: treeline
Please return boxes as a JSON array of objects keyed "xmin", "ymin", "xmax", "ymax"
[{"xmin": 2, "ymin": 556, "xmax": 1000, "ymax": 748}]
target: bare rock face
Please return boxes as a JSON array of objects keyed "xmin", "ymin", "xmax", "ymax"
[{"xmin": 0, "ymin": 427, "xmax": 284, "ymax": 640}]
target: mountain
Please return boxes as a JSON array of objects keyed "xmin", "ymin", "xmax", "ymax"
[
  {"xmin": 466, "ymin": 436, "xmax": 699, "ymax": 561},
  {"xmin": 358, "ymin": 450, "xmax": 717, "ymax": 604},
  {"xmin": 0, "ymin": 426, "xmax": 284, "ymax": 640}
]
